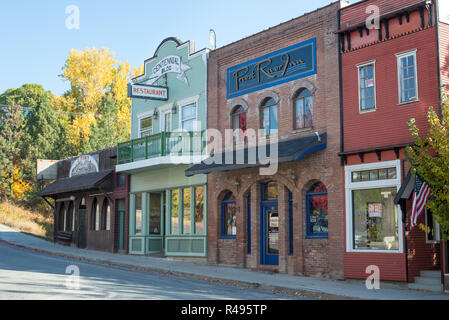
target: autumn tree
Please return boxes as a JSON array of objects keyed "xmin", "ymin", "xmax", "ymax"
[
  {"xmin": 406, "ymin": 90, "xmax": 449, "ymax": 239},
  {"xmin": 59, "ymin": 48, "xmax": 142, "ymax": 154}
]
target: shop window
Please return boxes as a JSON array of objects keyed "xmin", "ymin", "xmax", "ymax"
[
  {"xmin": 139, "ymin": 116, "xmax": 153, "ymax": 137},
  {"xmin": 221, "ymin": 192, "xmax": 237, "ymax": 237},
  {"xmin": 183, "ymin": 188, "xmax": 191, "ymax": 234},
  {"xmin": 135, "ymin": 193, "xmax": 142, "ymax": 235},
  {"xmin": 171, "ymin": 189, "xmax": 179, "ymax": 235},
  {"xmin": 91, "ymin": 199, "xmax": 100, "ymax": 231},
  {"xmin": 261, "ymin": 98, "xmax": 278, "ymax": 136},
  {"xmin": 181, "ymin": 103, "xmax": 196, "ymax": 131},
  {"xmin": 397, "ymin": 50, "xmax": 418, "ymax": 104},
  {"xmin": 358, "ymin": 62, "xmax": 376, "ymax": 111},
  {"xmin": 195, "ymin": 186, "xmax": 205, "ymax": 235},
  {"xmin": 306, "ymin": 182, "xmax": 328, "ymax": 238},
  {"xmin": 101, "ymin": 199, "xmax": 111, "ymax": 231},
  {"xmin": 346, "ymin": 161, "xmax": 401, "ymax": 252},
  {"xmin": 231, "ymin": 105, "xmax": 247, "ymax": 141},
  {"xmin": 294, "ymin": 89, "xmax": 313, "ymax": 129}
]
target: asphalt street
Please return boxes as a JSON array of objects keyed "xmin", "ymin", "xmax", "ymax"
[{"xmin": 0, "ymin": 242, "xmax": 306, "ymax": 300}]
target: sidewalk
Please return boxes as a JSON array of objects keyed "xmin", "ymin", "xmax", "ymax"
[{"xmin": 0, "ymin": 224, "xmax": 448, "ymax": 300}]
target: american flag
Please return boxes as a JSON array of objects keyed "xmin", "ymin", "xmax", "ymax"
[{"xmin": 410, "ymin": 174, "xmax": 431, "ymax": 229}]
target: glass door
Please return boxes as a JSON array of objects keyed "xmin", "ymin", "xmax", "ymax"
[
  {"xmin": 148, "ymin": 193, "xmax": 163, "ymax": 253},
  {"xmin": 261, "ymin": 205, "xmax": 279, "ymax": 265}
]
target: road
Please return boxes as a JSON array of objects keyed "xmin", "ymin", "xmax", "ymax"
[{"xmin": 0, "ymin": 242, "xmax": 305, "ymax": 300}]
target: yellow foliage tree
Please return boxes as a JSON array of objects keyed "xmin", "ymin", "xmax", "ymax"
[{"xmin": 11, "ymin": 165, "xmax": 32, "ymax": 199}]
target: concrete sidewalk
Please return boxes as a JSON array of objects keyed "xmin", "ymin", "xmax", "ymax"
[{"xmin": 0, "ymin": 224, "xmax": 448, "ymax": 300}]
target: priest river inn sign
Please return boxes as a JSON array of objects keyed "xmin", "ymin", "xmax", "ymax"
[{"xmin": 227, "ymin": 38, "xmax": 317, "ymax": 98}]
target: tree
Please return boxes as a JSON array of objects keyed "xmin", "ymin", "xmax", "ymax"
[
  {"xmin": 0, "ymin": 103, "xmax": 28, "ymax": 198},
  {"xmin": 406, "ymin": 90, "xmax": 449, "ymax": 239},
  {"xmin": 59, "ymin": 47, "xmax": 141, "ymax": 154}
]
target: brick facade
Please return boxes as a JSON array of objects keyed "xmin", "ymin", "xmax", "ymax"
[{"xmin": 206, "ymin": 2, "xmax": 345, "ymax": 279}]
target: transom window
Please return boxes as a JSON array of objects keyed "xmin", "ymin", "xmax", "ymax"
[
  {"xmin": 352, "ymin": 167, "xmax": 397, "ymax": 182},
  {"xmin": 139, "ymin": 117, "xmax": 153, "ymax": 137},
  {"xmin": 261, "ymin": 98, "xmax": 278, "ymax": 136},
  {"xmin": 306, "ymin": 182, "xmax": 328, "ymax": 238},
  {"xmin": 295, "ymin": 89, "xmax": 313, "ymax": 129},
  {"xmin": 358, "ymin": 62, "xmax": 376, "ymax": 111},
  {"xmin": 397, "ymin": 51, "xmax": 418, "ymax": 103},
  {"xmin": 181, "ymin": 103, "xmax": 196, "ymax": 131}
]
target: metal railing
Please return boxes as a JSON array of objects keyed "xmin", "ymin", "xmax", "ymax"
[{"xmin": 117, "ymin": 131, "xmax": 206, "ymax": 165}]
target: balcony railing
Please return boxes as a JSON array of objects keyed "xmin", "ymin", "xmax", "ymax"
[{"xmin": 117, "ymin": 131, "xmax": 207, "ymax": 165}]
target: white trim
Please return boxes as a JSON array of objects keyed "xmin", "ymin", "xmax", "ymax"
[
  {"xmin": 178, "ymin": 95, "xmax": 200, "ymax": 131},
  {"xmin": 137, "ymin": 114, "xmax": 153, "ymax": 138},
  {"xmin": 116, "ymin": 155, "xmax": 207, "ymax": 173},
  {"xmin": 345, "ymin": 160, "xmax": 403, "ymax": 254},
  {"xmin": 396, "ymin": 49, "xmax": 419, "ymax": 104},
  {"xmin": 357, "ymin": 60, "xmax": 377, "ymax": 113},
  {"xmin": 160, "ymin": 109, "xmax": 172, "ymax": 133}
]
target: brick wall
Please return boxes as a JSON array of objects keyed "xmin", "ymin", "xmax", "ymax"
[{"xmin": 206, "ymin": 2, "xmax": 345, "ymax": 279}]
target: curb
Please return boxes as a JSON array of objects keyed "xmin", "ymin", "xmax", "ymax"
[{"xmin": 0, "ymin": 238, "xmax": 355, "ymax": 300}]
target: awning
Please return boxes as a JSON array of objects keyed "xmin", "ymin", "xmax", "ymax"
[
  {"xmin": 394, "ymin": 170, "xmax": 415, "ymax": 205},
  {"xmin": 37, "ymin": 169, "xmax": 114, "ymax": 198},
  {"xmin": 185, "ymin": 132, "xmax": 326, "ymax": 177}
]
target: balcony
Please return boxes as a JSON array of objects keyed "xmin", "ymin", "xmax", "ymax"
[{"xmin": 117, "ymin": 131, "xmax": 206, "ymax": 169}]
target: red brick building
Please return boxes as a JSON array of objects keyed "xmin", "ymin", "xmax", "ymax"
[
  {"xmin": 337, "ymin": 0, "xmax": 448, "ymax": 289},
  {"xmin": 187, "ymin": 2, "xmax": 345, "ymax": 278}
]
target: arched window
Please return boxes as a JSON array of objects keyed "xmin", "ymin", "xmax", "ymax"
[
  {"xmin": 58, "ymin": 203, "xmax": 65, "ymax": 231},
  {"xmin": 306, "ymin": 182, "xmax": 328, "ymax": 238},
  {"xmin": 231, "ymin": 106, "xmax": 247, "ymax": 141},
  {"xmin": 79, "ymin": 197, "xmax": 86, "ymax": 209},
  {"xmin": 91, "ymin": 198, "xmax": 100, "ymax": 231},
  {"xmin": 101, "ymin": 199, "xmax": 111, "ymax": 231},
  {"xmin": 261, "ymin": 98, "xmax": 278, "ymax": 135},
  {"xmin": 221, "ymin": 192, "xmax": 237, "ymax": 237},
  {"xmin": 295, "ymin": 89, "xmax": 313, "ymax": 129}
]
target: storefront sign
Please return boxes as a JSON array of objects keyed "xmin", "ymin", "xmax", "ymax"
[
  {"xmin": 37, "ymin": 159, "xmax": 59, "ymax": 180},
  {"xmin": 128, "ymin": 84, "xmax": 168, "ymax": 101},
  {"xmin": 227, "ymin": 38, "xmax": 317, "ymax": 98},
  {"xmin": 368, "ymin": 203, "xmax": 382, "ymax": 218},
  {"xmin": 69, "ymin": 155, "xmax": 99, "ymax": 177},
  {"xmin": 147, "ymin": 55, "xmax": 191, "ymax": 86}
]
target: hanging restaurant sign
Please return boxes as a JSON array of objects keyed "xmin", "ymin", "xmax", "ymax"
[
  {"xmin": 227, "ymin": 38, "xmax": 317, "ymax": 99},
  {"xmin": 128, "ymin": 84, "xmax": 169, "ymax": 101},
  {"xmin": 69, "ymin": 155, "xmax": 99, "ymax": 178}
]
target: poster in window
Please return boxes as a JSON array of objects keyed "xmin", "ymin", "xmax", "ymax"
[{"xmin": 368, "ymin": 203, "xmax": 382, "ymax": 218}]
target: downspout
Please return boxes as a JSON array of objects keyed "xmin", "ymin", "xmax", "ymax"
[
  {"xmin": 338, "ymin": 8, "xmax": 345, "ymax": 166},
  {"xmin": 401, "ymin": 160, "xmax": 409, "ymax": 283}
]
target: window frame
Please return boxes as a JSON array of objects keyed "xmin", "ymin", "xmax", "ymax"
[
  {"xmin": 306, "ymin": 182, "xmax": 328, "ymax": 239},
  {"xmin": 138, "ymin": 115, "xmax": 153, "ymax": 138},
  {"xmin": 425, "ymin": 208, "xmax": 441, "ymax": 244},
  {"xmin": 294, "ymin": 89, "xmax": 314, "ymax": 129},
  {"xmin": 357, "ymin": 60, "xmax": 377, "ymax": 113},
  {"xmin": 221, "ymin": 192, "xmax": 237, "ymax": 239},
  {"xmin": 260, "ymin": 98, "xmax": 278, "ymax": 136},
  {"xmin": 180, "ymin": 103, "xmax": 197, "ymax": 132},
  {"xmin": 160, "ymin": 110, "xmax": 172, "ymax": 133},
  {"xmin": 345, "ymin": 160, "xmax": 403, "ymax": 253},
  {"xmin": 396, "ymin": 49, "xmax": 419, "ymax": 105}
]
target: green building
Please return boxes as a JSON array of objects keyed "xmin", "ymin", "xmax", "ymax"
[{"xmin": 116, "ymin": 38, "xmax": 209, "ymax": 257}]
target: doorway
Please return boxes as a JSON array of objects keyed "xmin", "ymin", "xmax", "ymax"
[
  {"xmin": 148, "ymin": 192, "xmax": 164, "ymax": 253},
  {"xmin": 260, "ymin": 181, "xmax": 279, "ymax": 265}
]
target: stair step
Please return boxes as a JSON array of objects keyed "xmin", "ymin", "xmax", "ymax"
[
  {"xmin": 420, "ymin": 270, "xmax": 441, "ymax": 278},
  {"xmin": 415, "ymin": 276, "xmax": 442, "ymax": 286},
  {"xmin": 408, "ymin": 282, "xmax": 443, "ymax": 292}
]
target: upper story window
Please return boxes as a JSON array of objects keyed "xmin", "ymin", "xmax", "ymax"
[
  {"xmin": 139, "ymin": 116, "xmax": 153, "ymax": 137},
  {"xmin": 294, "ymin": 89, "xmax": 313, "ymax": 129},
  {"xmin": 181, "ymin": 103, "xmax": 196, "ymax": 131},
  {"xmin": 261, "ymin": 98, "xmax": 278, "ymax": 136},
  {"xmin": 231, "ymin": 105, "xmax": 247, "ymax": 141},
  {"xmin": 161, "ymin": 111, "xmax": 172, "ymax": 132},
  {"xmin": 221, "ymin": 192, "xmax": 237, "ymax": 237},
  {"xmin": 397, "ymin": 50, "xmax": 418, "ymax": 104},
  {"xmin": 358, "ymin": 62, "xmax": 376, "ymax": 111}
]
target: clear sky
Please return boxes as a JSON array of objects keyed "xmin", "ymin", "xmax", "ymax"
[{"xmin": 0, "ymin": 0, "xmax": 350, "ymax": 96}]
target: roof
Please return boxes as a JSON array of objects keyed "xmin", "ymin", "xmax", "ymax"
[
  {"xmin": 185, "ymin": 133, "xmax": 326, "ymax": 177},
  {"xmin": 37, "ymin": 170, "xmax": 114, "ymax": 197}
]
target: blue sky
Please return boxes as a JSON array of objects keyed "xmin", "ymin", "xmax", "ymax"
[{"xmin": 0, "ymin": 0, "xmax": 346, "ymax": 96}]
